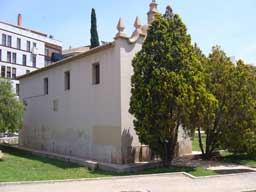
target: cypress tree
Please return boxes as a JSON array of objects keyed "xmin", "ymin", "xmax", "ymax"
[
  {"xmin": 129, "ymin": 6, "xmax": 214, "ymax": 165},
  {"xmin": 90, "ymin": 8, "xmax": 100, "ymax": 49}
]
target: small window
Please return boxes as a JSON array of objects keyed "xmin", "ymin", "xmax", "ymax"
[
  {"xmin": 7, "ymin": 35, "xmax": 12, "ymax": 47},
  {"xmin": 22, "ymin": 55, "xmax": 27, "ymax": 65},
  {"xmin": 33, "ymin": 42, "xmax": 37, "ymax": 47},
  {"xmin": 92, "ymin": 63, "xmax": 100, "ymax": 85},
  {"xmin": 26, "ymin": 41, "xmax": 31, "ymax": 51},
  {"xmin": 32, "ymin": 54, "xmax": 37, "ymax": 67},
  {"xmin": 16, "ymin": 84, "xmax": 20, "ymax": 96},
  {"xmin": 7, "ymin": 67, "xmax": 11, "ymax": 79},
  {"xmin": 12, "ymin": 68, "xmax": 16, "ymax": 79},
  {"xmin": 12, "ymin": 53, "xmax": 17, "ymax": 64},
  {"xmin": 64, "ymin": 71, "xmax": 70, "ymax": 90},
  {"xmin": 2, "ymin": 34, "xmax": 6, "ymax": 46},
  {"xmin": 45, "ymin": 48, "xmax": 49, "ymax": 56},
  {"xmin": 44, "ymin": 78, "xmax": 48, "ymax": 95},
  {"xmin": 26, "ymin": 70, "xmax": 30, "ymax": 74},
  {"xmin": 1, "ymin": 66, "xmax": 5, "ymax": 78},
  {"xmin": 7, "ymin": 52, "xmax": 11, "ymax": 63},
  {"xmin": 53, "ymin": 99, "xmax": 58, "ymax": 112},
  {"xmin": 17, "ymin": 38, "xmax": 21, "ymax": 49},
  {"xmin": 0, "ymin": 49, "xmax": 2, "ymax": 61}
]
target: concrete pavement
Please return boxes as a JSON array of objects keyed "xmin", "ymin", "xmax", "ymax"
[{"xmin": 0, "ymin": 172, "xmax": 256, "ymax": 192}]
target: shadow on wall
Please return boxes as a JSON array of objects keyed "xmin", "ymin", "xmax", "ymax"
[
  {"xmin": 121, "ymin": 129, "xmax": 134, "ymax": 164},
  {"xmin": 121, "ymin": 129, "xmax": 153, "ymax": 164}
]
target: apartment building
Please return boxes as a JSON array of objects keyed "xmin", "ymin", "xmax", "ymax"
[{"xmin": 0, "ymin": 14, "xmax": 62, "ymax": 95}]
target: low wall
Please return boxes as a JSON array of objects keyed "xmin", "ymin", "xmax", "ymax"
[{"xmin": 0, "ymin": 144, "xmax": 163, "ymax": 173}]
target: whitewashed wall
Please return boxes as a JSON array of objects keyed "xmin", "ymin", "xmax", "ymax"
[{"xmin": 19, "ymin": 43, "xmax": 124, "ymax": 163}]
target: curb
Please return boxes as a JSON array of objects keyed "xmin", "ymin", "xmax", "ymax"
[
  {"xmin": 1, "ymin": 172, "xmax": 256, "ymax": 187},
  {"xmin": 0, "ymin": 172, "xmax": 187, "ymax": 186}
]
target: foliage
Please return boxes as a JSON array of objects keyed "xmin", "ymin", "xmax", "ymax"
[
  {"xmin": 194, "ymin": 46, "xmax": 233, "ymax": 159},
  {"xmin": 90, "ymin": 8, "xmax": 100, "ymax": 49},
  {"xmin": 196, "ymin": 46, "xmax": 256, "ymax": 158},
  {"xmin": 129, "ymin": 8, "xmax": 213, "ymax": 165},
  {"xmin": 0, "ymin": 80, "xmax": 24, "ymax": 133},
  {"xmin": 220, "ymin": 60, "xmax": 256, "ymax": 155}
]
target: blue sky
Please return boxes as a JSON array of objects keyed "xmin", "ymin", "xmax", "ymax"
[{"xmin": 1, "ymin": 0, "xmax": 256, "ymax": 63}]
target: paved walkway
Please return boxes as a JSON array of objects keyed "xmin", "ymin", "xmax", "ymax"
[{"xmin": 1, "ymin": 172, "xmax": 256, "ymax": 192}]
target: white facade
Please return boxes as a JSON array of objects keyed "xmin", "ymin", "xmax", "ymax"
[
  {"xmin": 0, "ymin": 19, "xmax": 62, "ymax": 94},
  {"xmin": 19, "ymin": 36, "xmax": 144, "ymax": 163}
]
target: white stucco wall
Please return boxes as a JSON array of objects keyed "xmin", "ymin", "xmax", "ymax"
[
  {"xmin": 20, "ymin": 44, "xmax": 124, "ymax": 163},
  {"xmin": 19, "ymin": 36, "xmax": 192, "ymax": 165}
]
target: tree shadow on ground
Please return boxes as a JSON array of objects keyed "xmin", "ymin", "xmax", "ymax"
[
  {"xmin": 214, "ymin": 169, "xmax": 256, "ymax": 175},
  {"xmin": 93, "ymin": 166, "xmax": 199, "ymax": 177},
  {"xmin": 218, "ymin": 154, "xmax": 256, "ymax": 167}
]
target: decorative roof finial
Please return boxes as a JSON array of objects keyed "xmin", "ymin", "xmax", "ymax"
[
  {"xmin": 117, "ymin": 18, "xmax": 124, "ymax": 32},
  {"xmin": 149, "ymin": 0, "xmax": 157, "ymax": 11},
  {"xmin": 147, "ymin": 0, "xmax": 159, "ymax": 24},
  {"xmin": 115, "ymin": 18, "xmax": 127, "ymax": 38},
  {"xmin": 134, "ymin": 16, "xmax": 142, "ymax": 29}
]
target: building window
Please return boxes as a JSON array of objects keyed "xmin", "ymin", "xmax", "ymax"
[
  {"xmin": 16, "ymin": 84, "xmax": 20, "ymax": 96},
  {"xmin": 26, "ymin": 41, "xmax": 31, "ymax": 51},
  {"xmin": 92, "ymin": 63, "xmax": 100, "ymax": 85},
  {"xmin": 33, "ymin": 42, "xmax": 37, "ymax": 48},
  {"xmin": 7, "ymin": 67, "xmax": 11, "ymax": 79},
  {"xmin": 32, "ymin": 54, "xmax": 37, "ymax": 67},
  {"xmin": 44, "ymin": 78, "xmax": 49, "ymax": 95},
  {"xmin": 53, "ymin": 99, "xmax": 58, "ymax": 112},
  {"xmin": 2, "ymin": 34, "xmax": 6, "ymax": 46},
  {"xmin": 1, "ymin": 66, "xmax": 5, "ymax": 78},
  {"xmin": 64, "ymin": 71, "xmax": 70, "ymax": 90},
  {"xmin": 7, "ymin": 52, "xmax": 11, "ymax": 63},
  {"xmin": 45, "ymin": 48, "xmax": 49, "ymax": 56},
  {"xmin": 7, "ymin": 35, "xmax": 12, "ymax": 47},
  {"xmin": 17, "ymin": 38, "xmax": 21, "ymax": 49},
  {"xmin": 22, "ymin": 55, "xmax": 27, "ymax": 66},
  {"xmin": 12, "ymin": 53, "xmax": 17, "ymax": 64},
  {"xmin": 0, "ymin": 49, "xmax": 1, "ymax": 61},
  {"xmin": 12, "ymin": 68, "xmax": 16, "ymax": 79},
  {"xmin": 26, "ymin": 70, "xmax": 30, "ymax": 74}
]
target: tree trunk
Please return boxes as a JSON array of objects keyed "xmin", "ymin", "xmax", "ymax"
[{"xmin": 198, "ymin": 127, "xmax": 205, "ymax": 156}]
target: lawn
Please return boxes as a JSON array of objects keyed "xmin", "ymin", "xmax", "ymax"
[
  {"xmin": 0, "ymin": 147, "xmax": 216, "ymax": 182},
  {"xmin": 192, "ymin": 135, "xmax": 206, "ymax": 152},
  {"xmin": 192, "ymin": 136, "xmax": 256, "ymax": 168},
  {"xmin": 219, "ymin": 151, "xmax": 256, "ymax": 168}
]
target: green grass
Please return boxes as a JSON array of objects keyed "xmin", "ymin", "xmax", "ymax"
[
  {"xmin": 192, "ymin": 135, "xmax": 206, "ymax": 152},
  {"xmin": 0, "ymin": 147, "xmax": 216, "ymax": 182},
  {"xmin": 133, "ymin": 166, "xmax": 216, "ymax": 177},
  {"xmin": 192, "ymin": 137, "xmax": 256, "ymax": 168},
  {"xmin": 219, "ymin": 151, "xmax": 256, "ymax": 168}
]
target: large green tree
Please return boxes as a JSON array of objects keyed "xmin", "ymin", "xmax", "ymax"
[
  {"xmin": 220, "ymin": 60, "xmax": 256, "ymax": 155},
  {"xmin": 90, "ymin": 8, "xmax": 100, "ymax": 49},
  {"xmin": 0, "ymin": 80, "xmax": 24, "ymax": 133},
  {"xmin": 196, "ymin": 46, "xmax": 234, "ymax": 159},
  {"xmin": 129, "ymin": 7, "xmax": 213, "ymax": 165},
  {"xmin": 197, "ymin": 46, "xmax": 256, "ymax": 158}
]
